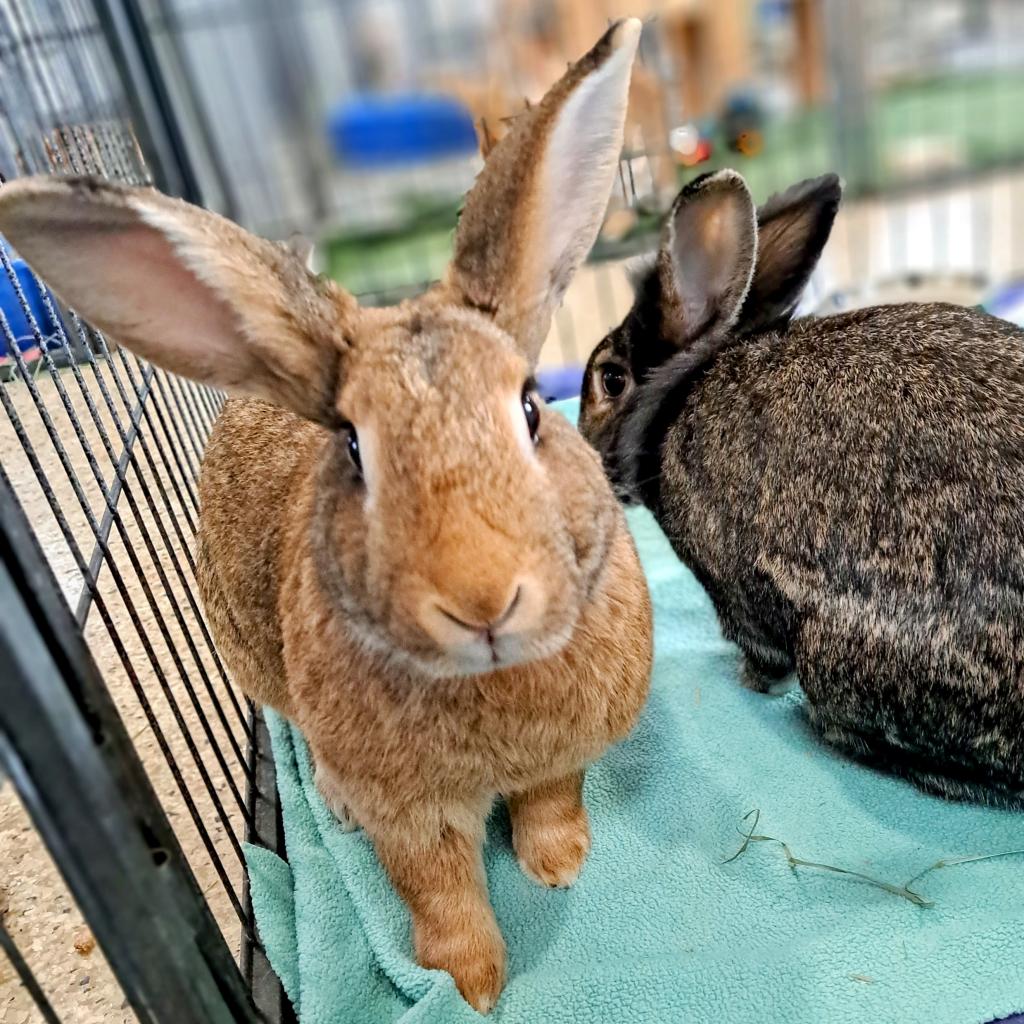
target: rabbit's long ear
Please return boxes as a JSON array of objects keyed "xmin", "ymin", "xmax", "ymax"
[
  {"xmin": 656, "ymin": 169, "xmax": 758, "ymax": 347},
  {"xmin": 444, "ymin": 18, "xmax": 640, "ymax": 366},
  {"xmin": 737, "ymin": 173, "xmax": 841, "ymax": 335},
  {"xmin": 0, "ymin": 176, "xmax": 355, "ymax": 427}
]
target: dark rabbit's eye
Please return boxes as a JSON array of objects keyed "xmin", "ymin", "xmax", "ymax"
[
  {"xmin": 345, "ymin": 425, "xmax": 362, "ymax": 473},
  {"xmin": 522, "ymin": 389, "xmax": 540, "ymax": 441},
  {"xmin": 600, "ymin": 363, "xmax": 628, "ymax": 398}
]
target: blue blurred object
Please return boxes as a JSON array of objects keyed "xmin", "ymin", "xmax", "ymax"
[
  {"xmin": 536, "ymin": 364, "xmax": 583, "ymax": 402},
  {"xmin": 0, "ymin": 242, "xmax": 63, "ymax": 353},
  {"xmin": 327, "ymin": 94, "xmax": 478, "ymax": 168},
  {"xmin": 982, "ymin": 278, "xmax": 1024, "ymax": 327},
  {"xmin": 757, "ymin": 0, "xmax": 792, "ymax": 25}
]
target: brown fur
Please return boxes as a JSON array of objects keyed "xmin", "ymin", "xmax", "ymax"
[{"xmin": 0, "ymin": 20, "xmax": 652, "ymax": 1013}]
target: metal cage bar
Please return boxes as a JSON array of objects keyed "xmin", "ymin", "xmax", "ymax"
[
  {"xmin": 0, "ymin": 465, "xmax": 258, "ymax": 1023},
  {"xmin": 0, "ymin": 0, "xmax": 292, "ymax": 1018}
]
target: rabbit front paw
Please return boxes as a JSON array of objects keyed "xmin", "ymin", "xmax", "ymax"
[
  {"xmin": 515, "ymin": 815, "xmax": 591, "ymax": 888},
  {"xmin": 418, "ymin": 919, "xmax": 506, "ymax": 1014},
  {"xmin": 509, "ymin": 772, "xmax": 591, "ymax": 888}
]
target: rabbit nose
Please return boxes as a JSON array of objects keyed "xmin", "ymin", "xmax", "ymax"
[
  {"xmin": 437, "ymin": 585, "xmax": 521, "ymax": 637},
  {"xmin": 417, "ymin": 578, "xmax": 535, "ymax": 651}
]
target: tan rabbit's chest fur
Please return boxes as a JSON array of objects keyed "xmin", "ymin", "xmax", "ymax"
[{"xmin": 198, "ymin": 398, "xmax": 650, "ymax": 840}]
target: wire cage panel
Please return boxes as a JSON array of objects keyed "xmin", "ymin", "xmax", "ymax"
[{"xmin": 0, "ymin": 0, "xmax": 283, "ymax": 1020}]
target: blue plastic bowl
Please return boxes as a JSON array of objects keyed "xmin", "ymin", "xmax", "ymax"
[
  {"xmin": 327, "ymin": 93, "xmax": 478, "ymax": 168},
  {"xmin": 1, "ymin": 256, "xmax": 62, "ymax": 353}
]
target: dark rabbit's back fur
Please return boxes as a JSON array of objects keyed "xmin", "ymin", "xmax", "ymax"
[
  {"xmin": 661, "ymin": 304, "xmax": 1024, "ymax": 801},
  {"xmin": 581, "ymin": 170, "xmax": 1024, "ymax": 806}
]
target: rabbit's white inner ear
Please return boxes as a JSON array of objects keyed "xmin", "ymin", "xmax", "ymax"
[
  {"xmin": 98, "ymin": 203, "xmax": 270, "ymax": 386},
  {"xmin": 0, "ymin": 178, "xmax": 354, "ymax": 427},
  {"xmin": 444, "ymin": 19, "xmax": 640, "ymax": 367},
  {"xmin": 664, "ymin": 170, "xmax": 758, "ymax": 346},
  {"xmin": 534, "ymin": 25, "xmax": 639, "ymax": 306}
]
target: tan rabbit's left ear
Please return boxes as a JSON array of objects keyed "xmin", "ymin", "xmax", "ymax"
[
  {"xmin": 0, "ymin": 176, "xmax": 356, "ymax": 427},
  {"xmin": 443, "ymin": 18, "xmax": 641, "ymax": 366}
]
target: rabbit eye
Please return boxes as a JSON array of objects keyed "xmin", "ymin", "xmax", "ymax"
[
  {"xmin": 522, "ymin": 388, "xmax": 540, "ymax": 441},
  {"xmin": 600, "ymin": 363, "xmax": 628, "ymax": 399},
  {"xmin": 345, "ymin": 425, "xmax": 362, "ymax": 474}
]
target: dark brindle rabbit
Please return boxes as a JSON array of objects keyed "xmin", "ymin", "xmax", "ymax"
[{"xmin": 580, "ymin": 168, "xmax": 1024, "ymax": 807}]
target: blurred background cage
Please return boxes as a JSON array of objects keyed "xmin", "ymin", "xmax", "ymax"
[{"xmin": 3, "ymin": 0, "xmax": 1024, "ymax": 1021}]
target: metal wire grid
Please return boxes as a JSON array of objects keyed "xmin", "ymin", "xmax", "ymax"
[
  {"xmin": 0, "ymin": 0, "xmax": 281, "ymax": 1019},
  {"xmin": 0, "ymin": 322, "xmax": 253, "ymax": 893},
  {"xmin": 1, "ymin": 445, "xmax": 270, "ymax": 1023},
  {"xmin": 0, "ymin": 0, "xmax": 149, "ymax": 182},
  {"xmin": 0, "ymin": 251, "xmax": 261, "ymax": 1008}
]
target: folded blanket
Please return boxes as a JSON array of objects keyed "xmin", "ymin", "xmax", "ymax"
[{"xmin": 246, "ymin": 400, "xmax": 1024, "ymax": 1024}]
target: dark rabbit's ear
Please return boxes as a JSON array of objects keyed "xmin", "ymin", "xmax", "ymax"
[
  {"xmin": 657, "ymin": 170, "xmax": 757, "ymax": 347},
  {"xmin": 737, "ymin": 173, "xmax": 841, "ymax": 335}
]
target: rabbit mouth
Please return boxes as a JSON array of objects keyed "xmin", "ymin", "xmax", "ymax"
[
  {"xmin": 313, "ymin": 556, "xmax": 578, "ymax": 680},
  {"xmin": 368, "ymin": 621, "xmax": 576, "ymax": 681},
  {"xmin": 420, "ymin": 624, "xmax": 576, "ymax": 680}
]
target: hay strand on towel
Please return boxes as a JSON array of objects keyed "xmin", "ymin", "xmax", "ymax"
[{"xmin": 724, "ymin": 810, "xmax": 933, "ymax": 907}]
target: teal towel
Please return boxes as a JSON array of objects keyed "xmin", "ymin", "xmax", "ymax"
[{"xmin": 246, "ymin": 399, "xmax": 1024, "ymax": 1024}]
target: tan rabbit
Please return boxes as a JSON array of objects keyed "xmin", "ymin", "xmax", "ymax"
[{"xmin": 0, "ymin": 20, "xmax": 653, "ymax": 1013}]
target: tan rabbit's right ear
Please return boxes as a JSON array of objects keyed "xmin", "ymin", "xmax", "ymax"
[
  {"xmin": 443, "ymin": 18, "xmax": 641, "ymax": 366},
  {"xmin": 0, "ymin": 176, "xmax": 355, "ymax": 427}
]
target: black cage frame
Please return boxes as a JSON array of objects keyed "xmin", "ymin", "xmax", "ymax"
[{"xmin": 0, "ymin": 0, "xmax": 292, "ymax": 1018}]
